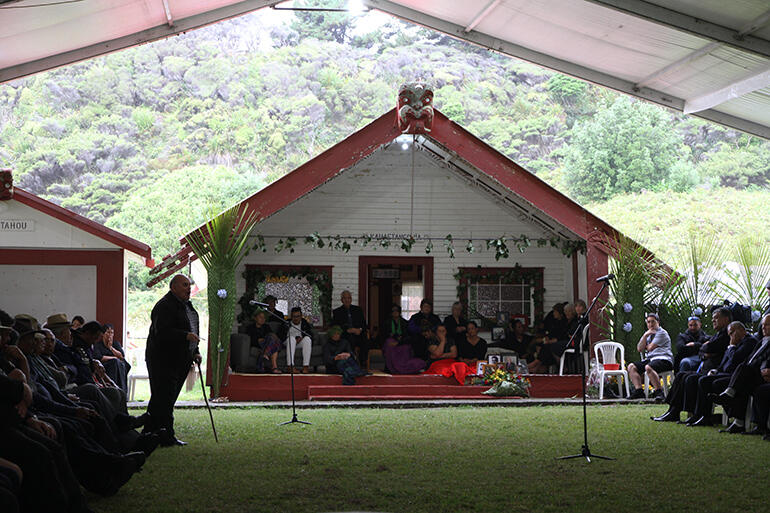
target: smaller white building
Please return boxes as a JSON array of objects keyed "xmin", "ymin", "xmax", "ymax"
[{"xmin": 0, "ymin": 170, "xmax": 153, "ymax": 339}]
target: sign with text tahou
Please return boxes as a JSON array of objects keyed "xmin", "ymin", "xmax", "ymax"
[{"xmin": 0, "ymin": 219, "xmax": 34, "ymax": 231}]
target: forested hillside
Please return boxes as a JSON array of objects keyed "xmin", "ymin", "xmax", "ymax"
[{"xmin": 1, "ymin": 4, "xmax": 769, "ymax": 301}]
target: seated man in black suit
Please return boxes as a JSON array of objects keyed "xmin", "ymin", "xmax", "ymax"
[
  {"xmin": 651, "ymin": 307, "xmax": 731, "ymax": 423},
  {"xmin": 331, "ymin": 290, "xmax": 369, "ymax": 370},
  {"xmin": 711, "ymin": 313, "xmax": 770, "ymax": 434},
  {"xmin": 684, "ymin": 321, "xmax": 756, "ymax": 429},
  {"xmin": 674, "ymin": 315, "xmax": 709, "ymax": 372},
  {"xmin": 751, "ymin": 381, "xmax": 770, "ymax": 440}
]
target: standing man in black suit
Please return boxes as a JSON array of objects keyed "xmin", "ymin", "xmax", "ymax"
[
  {"xmin": 144, "ymin": 274, "xmax": 201, "ymax": 446},
  {"xmin": 332, "ymin": 290, "xmax": 369, "ymax": 370}
]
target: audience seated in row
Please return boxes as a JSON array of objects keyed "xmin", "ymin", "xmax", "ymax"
[
  {"xmin": 0, "ymin": 309, "xmax": 162, "ymax": 513},
  {"xmin": 651, "ymin": 311, "xmax": 770, "ymax": 441}
]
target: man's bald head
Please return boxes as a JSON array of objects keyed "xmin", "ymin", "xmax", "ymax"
[{"xmin": 170, "ymin": 274, "xmax": 192, "ymax": 302}]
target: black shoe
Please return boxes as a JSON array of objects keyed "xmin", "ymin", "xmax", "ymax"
[
  {"xmin": 652, "ymin": 389, "xmax": 666, "ymax": 403},
  {"xmin": 742, "ymin": 427, "xmax": 766, "ymax": 436},
  {"xmin": 763, "ymin": 433, "xmax": 770, "ymax": 441},
  {"xmin": 158, "ymin": 429, "xmax": 187, "ymax": 447},
  {"xmin": 651, "ymin": 410, "xmax": 680, "ymax": 422},
  {"xmin": 709, "ymin": 392, "xmax": 733, "ymax": 407},
  {"xmin": 679, "ymin": 415, "xmax": 697, "ymax": 425},
  {"xmin": 719, "ymin": 421, "xmax": 745, "ymax": 434},
  {"xmin": 688, "ymin": 416, "xmax": 714, "ymax": 427},
  {"xmin": 629, "ymin": 388, "xmax": 645, "ymax": 399},
  {"xmin": 132, "ymin": 432, "xmax": 161, "ymax": 457}
]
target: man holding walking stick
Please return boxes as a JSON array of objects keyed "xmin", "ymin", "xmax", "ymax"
[{"xmin": 144, "ymin": 274, "xmax": 202, "ymax": 447}]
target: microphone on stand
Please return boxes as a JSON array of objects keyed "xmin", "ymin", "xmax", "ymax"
[
  {"xmin": 595, "ymin": 273, "xmax": 615, "ymax": 283},
  {"xmin": 249, "ymin": 300, "xmax": 269, "ymax": 307}
]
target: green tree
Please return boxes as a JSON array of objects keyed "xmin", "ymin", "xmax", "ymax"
[
  {"xmin": 290, "ymin": 0, "xmax": 356, "ymax": 44},
  {"xmin": 563, "ymin": 96, "xmax": 682, "ymax": 202}
]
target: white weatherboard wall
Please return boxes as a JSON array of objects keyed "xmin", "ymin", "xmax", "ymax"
[
  {"xmin": 238, "ymin": 144, "xmax": 580, "ymax": 319},
  {"xmin": 0, "ymin": 264, "xmax": 97, "ymax": 323},
  {"xmin": 0, "ymin": 199, "xmax": 119, "ymax": 249}
]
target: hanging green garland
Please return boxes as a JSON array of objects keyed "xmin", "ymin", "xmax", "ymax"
[
  {"xmin": 237, "ymin": 266, "xmax": 333, "ymax": 326},
  {"xmin": 250, "ymin": 232, "xmax": 586, "ymax": 259}
]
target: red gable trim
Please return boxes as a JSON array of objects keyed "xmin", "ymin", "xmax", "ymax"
[
  {"xmin": 149, "ymin": 105, "xmax": 630, "ymax": 282},
  {"xmin": 225, "ymin": 108, "xmax": 403, "ymax": 228},
  {"xmin": 428, "ymin": 111, "xmax": 615, "ymax": 243},
  {"xmin": 12, "ymin": 188, "xmax": 154, "ymax": 267}
]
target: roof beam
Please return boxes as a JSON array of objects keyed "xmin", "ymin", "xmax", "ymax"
[
  {"xmin": 584, "ymin": 0, "xmax": 770, "ymax": 59},
  {"xmin": 463, "ymin": 0, "xmax": 501, "ymax": 33},
  {"xmin": 362, "ymin": 0, "xmax": 770, "ymax": 139},
  {"xmin": 684, "ymin": 65, "xmax": 770, "ymax": 114},
  {"xmin": 634, "ymin": 42, "xmax": 720, "ymax": 89},
  {"xmin": 0, "ymin": 0, "xmax": 281, "ymax": 84}
]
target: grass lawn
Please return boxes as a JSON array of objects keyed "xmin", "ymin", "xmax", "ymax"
[{"xmin": 91, "ymin": 404, "xmax": 768, "ymax": 513}]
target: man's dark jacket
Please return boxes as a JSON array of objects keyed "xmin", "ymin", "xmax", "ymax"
[
  {"xmin": 699, "ymin": 327, "xmax": 730, "ymax": 372},
  {"xmin": 146, "ymin": 291, "xmax": 199, "ymax": 366},
  {"xmin": 277, "ymin": 318, "xmax": 315, "ymax": 344},
  {"xmin": 674, "ymin": 328, "xmax": 708, "ymax": 369},
  {"xmin": 332, "ymin": 304, "xmax": 367, "ymax": 342}
]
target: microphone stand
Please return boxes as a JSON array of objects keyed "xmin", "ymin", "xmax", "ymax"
[
  {"xmin": 557, "ymin": 279, "xmax": 613, "ymax": 463},
  {"xmin": 257, "ymin": 305, "xmax": 312, "ymax": 426}
]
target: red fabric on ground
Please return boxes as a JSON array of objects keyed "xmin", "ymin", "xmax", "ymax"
[{"xmin": 424, "ymin": 359, "xmax": 474, "ymax": 385}]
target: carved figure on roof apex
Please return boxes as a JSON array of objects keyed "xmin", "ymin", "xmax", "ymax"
[
  {"xmin": 0, "ymin": 169, "xmax": 13, "ymax": 200},
  {"xmin": 397, "ymin": 82, "xmax": 434, "ymax": 134}
]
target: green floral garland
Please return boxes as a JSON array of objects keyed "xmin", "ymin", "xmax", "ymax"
[
  {"xmin": 253, "ymin": 232, "xmax": 586, "ymax": 259},
  {"xmin": 454, "ymin": 265, "xmax": 546, "ymax": 327},
  {"xmin": 238, "ymin": 267, "xmax": 333, "ymax": 326}
]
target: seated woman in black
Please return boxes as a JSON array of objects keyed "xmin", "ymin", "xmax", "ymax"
[
  {"xmin": 457, "ymin": 320, "xmax": 487, "ymax": 365},
  {"xmin": 246, "ymin": 310, "xmax": 282, "ymax": 373},
  {"xmin": 443, "ymin": 301, "xmax": 468, "ymax": 343},
  {"xmin": 323, "ymin": 325, "xmax": 366, "ymax": 385},
  {"xmin": 503, "ymin": 319, "xmax": 534, "ymax": 362},
  {"xmin": 91, "ymin": 323, "xmax": 131, "ymax": 393},
  {"xmin": 407, "ymin": 299, "xmax": 441, "ymax": 336},
  {"xmin": 426, "ymin": 324, "xmax": 457, "ymax": 365},
  {"xmin": 425, "ymin": 324, "xmax": 475, "ymax": 384},
  {"xmin": 529, "ymin": 303, "xmax": 575, "ymax": 373}
]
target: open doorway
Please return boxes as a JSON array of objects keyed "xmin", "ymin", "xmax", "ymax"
[{"xmin": 358, "ymin": 256, "xmax": 434, "ymax": 344}]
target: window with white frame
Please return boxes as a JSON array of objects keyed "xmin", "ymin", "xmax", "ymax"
[{"xmin": 466, "ymin": 275, "xmax": 535, "ymax": 323}]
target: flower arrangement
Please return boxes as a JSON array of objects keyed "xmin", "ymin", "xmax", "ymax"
[{"xmin": 471, "ymin": 366, "xmax": 531, "ymax": 397}]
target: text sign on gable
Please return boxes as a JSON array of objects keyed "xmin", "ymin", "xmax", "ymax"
[{"xmin": 0, "ymin": 219, "xmax": 34, "ymax": 232}]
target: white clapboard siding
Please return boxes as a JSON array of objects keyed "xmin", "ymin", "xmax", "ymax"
[{"xmin": 238, "ymin": 145, "xmax": 579, "ymax": 317}]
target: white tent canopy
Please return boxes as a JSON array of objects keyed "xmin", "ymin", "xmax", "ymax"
[{"xmin": 1, "ymin": 0, "xmax": 769, "ymax": 138}]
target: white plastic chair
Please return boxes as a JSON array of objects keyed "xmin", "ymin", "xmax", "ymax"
[
  {"xmin": 559, "ymin": 324, "xmax": 590, "ymax": 375},
  {"xmin": 643, "ymin": 363, "xmax": 674, "ymax": 399},
  {"xmin": 593, "ymin": 341, "xmax": 631, "ymax": 399}
]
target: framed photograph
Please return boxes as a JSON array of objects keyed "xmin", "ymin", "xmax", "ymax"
[
  {"xmin": 496, "ymin": 311, "xmax": 510, "ymax": 326},
  {"xmin": 492, "ymin": 327, "xmax": 505, "ymax": 341},
  {"xmin": 476, "ymin": 360, "xmax": 486, "ymax": 375},
  {"xmin": 480, "ymin": 363, "xmax": 499, "ymax": 376},
  {"xmin": 488, "ymin": 354, "xmax": 501, "ymax": 365},
  {"xmin": 502, "ymin": 355, "xmax": 518, "ymax": 364}
]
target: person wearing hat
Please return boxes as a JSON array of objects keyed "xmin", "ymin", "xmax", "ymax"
[
  {"xmin": 322, "ymin": 325, "xmax": 367, "ymax": 385},
  {"xmin": 2, "ymin": 315, "xmax": 35, "ymax": 381},
  {"xmin": 46, "ymin": 313, "xmax": 79, "ymax": 383},
  {"xmin": 144, "ymin": 274, "xmax": 201, "ymax": 447}
]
